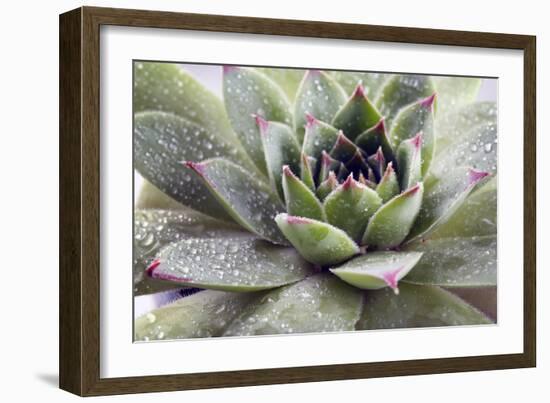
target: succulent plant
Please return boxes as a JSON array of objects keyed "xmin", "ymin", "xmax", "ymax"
[{"xmin": 133, "ymin": 62, "xmax": 497, "ymax": 340}]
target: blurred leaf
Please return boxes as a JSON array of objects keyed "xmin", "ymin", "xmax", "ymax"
[
  {"xmin": 375, "ymin": 75, "xmax": 436, "ymax": 128},
  {"xmin": 330, "ymin": 71, "xmax": 389, "ymax": 98},
  {"xmin": 223, "ymin": 66, "xmax": 293, "ymax": 175},
  {"xmin": 356, "ymin": 283, "xmax": 493, "ymax": 330},
  {"xmin": 258, "ymin": 67, "xmax": 305, "ymax": 101},
  {"xmin": 135, "ymin": 179, "xmax": 187, "ymax": 211},
  {"xmin": 223, "ymin": 273, "xmax": 363, "ymax": 336},
  {"xmin": 433, "ymin": 76, "xmax": 482, "ymax": 117},
  {"xmin": 427, "ymin": 175, "xmax": 497, "ymax": 239},
  {"xmin": 446, "ymin": 286, "xmax": 497, "ymax": 322},
  {"xmin": 135, "ymin": 290, "xmax": 262, "ymax": 340},
  {"xmin": 294, "ymin": 70, "xmax": 347, "ymax": 142},
  {"xmin": 434, "ymin": 101, "xmax": 497, "ymax": 152},
  {"xmin": 407, "ymin": 167, "xmax": 490, "ymax": 242},
  {"xmin": 403, "ymin": 236, "xmax": 497, "ymax": 287}
]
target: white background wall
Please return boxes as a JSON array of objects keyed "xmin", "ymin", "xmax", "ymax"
[{"xmin": 0, "ymin": 0, "xmax": 546, "ymax": 401}]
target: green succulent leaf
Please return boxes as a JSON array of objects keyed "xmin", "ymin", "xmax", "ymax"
[
  {"xmin": 135, "ymin": 290, "xmax": 262, "ymax": 340},
  {"xmin": 390, "ymin": 94, "xmax": 436, "ymax": 176},
  {"xmin": 316, "ymin": 172, "xmax": 339, "ymax": 201},
  {"xmin": 134, "ymin": 111, "xmax": 245, "ymax": 221},
  {"xmin": 275, "ymin": 213, "xmax": 360, "ymax": 266},
  {"xmin": 407, "ymin": 167, "xmax": 490, "ymax": 242},
  {"xmin": 356, "ymin": 283, "xmax": 492, "ymax": 330},
  {"xmin": 433, "ymin": 76, "xmax": 482, "ymax": 117},
  {"xmin": 355, "ymin": 119, "xmax": 396, "ymax": 165},
  {"xmin": 294, "ymin": 70, "xmax": 348, "ymax": 142},
  {"xmin": 329, "ymin": 131, "xmax": 361, "ymax": 162},
  {"xmin": 403, "ymin": 235, "xmax": 497, "ymax": 287},
  {"xmin": 434, "ymin": 101, "xmax": 497, "ymax": 151},
  {"xmin": 186, "ymin": 158, "xmax": 287, "ymax": 244},
  {"xmin": 330, "ymin": 71, "xmax": 389, "ymax": 98},
  {"xmin": 447, "ymin": 287, "xmax": 497, "ymax": 322},
  {"xmin": 431, "ymin": 122, "xmax": 497, "ymax": 176},
  {"xmin": 376, "ymin": 162, "xmax": 400, "ymax": 203},
  {"xmin": 324, "ymin": 176, "xmax": 383, "ymax": 242},
  {"xmin": 300, "ymin": 154, "xmax": 316, "ymax": 191},
  {"xmin": 428, "ymin": 175, "xmax": 497, "ymax": 239},
  {"xmin": 134, "ymin": 62, "xmax": 240, "ymax": 145},
  {"xmin": 396, "ymin": 132, "xmax": 423, "ymax": 190},
  {"xmin": 332, "ymin": 84, "xmax": 383, "ymax": 141},
  {"xmin": 362, "ymin": 183, "xmax": 424, "ymax": 248},
  {"xmin": 282, "ymin": 166, "xmax": 326, "ymax": 221},
  {"xmin": 223, "ymin": 66, "xmax": 293, "ymax": 175},
  {"xmin": 302, "ymin": 115, "xmax": 340, "ymax": 161},
  {"xmin": 135, "ymin": 179, "xmax": 187, "ymax": 210},
  {"xmin": 133, "ymin": 208, "xmax": 241, "ymax": 295},
  {"xmin": 331, "ymin": 251, "xmax": 423, "ymax": 293},
  {"xmin": 257, "ymin": 117, "xmax": 301, "ymax": 199},
  {"xmin": 223, "ymin": 273, "xmax": 363, "ymax": 336},
  {"xmin": 148, "ymin": 233, "xmax": 313, "ymax": 291},
  {"xmin": 375, "ymin": 75, "xmax": 436, "ymax": 128},
  {"xmin": 258, "ymin": 67, "xmax": 305, "ymax": 101},
  {"xmin": 317, "ymin": 151, "xmax": 341, "ymax": 184}
]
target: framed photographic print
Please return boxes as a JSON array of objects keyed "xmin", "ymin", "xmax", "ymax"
[{"xmin": 59, "ymin": 6, "xmax": 536, "ymax": 396}]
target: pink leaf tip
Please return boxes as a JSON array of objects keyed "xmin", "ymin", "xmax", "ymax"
[
  {"xmin": 404, "ymin": 182, "xmax": 422, "ymax": 196},
  {"xmin": 468, "ymin": 168, "xmax": 490, "ymax": 186},
  {"xmin": 411, "ymin": 132, "xmax": 423, "ymax": 149},
  {"xmin": 254, "ymin": 115, "xmax": 269, "ymax": 134},
  {"xmin": 305, "ymin": 112, "xmax": 317, "ymax": 127},
  {"xmin": 382, "ymin": 267, "xmax": 403, "ymax": 295},
  {"xmin": 353, "ymin": 83, "xmax": 366, "ymax": 99},
  {"xmin": 373, "ymin": 118, "xmax": 386, "ymax": 134},
  {"xmin": 145, "ymin": 259, "xmax": 161, "ymax": 277},
  {"xmin": 282, "ymin": 165, "xmax": 297, "ymax": 178},
  {"xmin": 184, "ymin": 161, "xmax": 205, "ymax": 175},
  {"xmin": 420, "ymin": 93, "xmax": 437, "ymax": 109},
  {"xmin": 342, "ymin": 174, "xmax": 357, "ymax": 190},
  {"xmin": 222, "ymin": 65, "xmax": 238, "ymax": 74}
]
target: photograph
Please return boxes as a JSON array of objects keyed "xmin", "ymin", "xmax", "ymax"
[{"xmin": 132, "ymin": 62, "xmax": 498, "ymax": 341}]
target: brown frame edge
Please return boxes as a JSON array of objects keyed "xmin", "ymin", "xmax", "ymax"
[{"xmin": 59, "ymin": 6, "xmax": 536, "ymax": 396}]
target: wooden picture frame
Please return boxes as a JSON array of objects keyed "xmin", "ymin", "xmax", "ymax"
[{"xmin": 59, "ymin": 6, "xmax": 536, "ymax": 396}]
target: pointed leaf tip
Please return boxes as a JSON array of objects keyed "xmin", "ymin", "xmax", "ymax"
[
  {"xmin": 468, "ymin": 168, "xmax": 490, "ymax": 186},
  {"xmin": 254, "ymin": 115, "xmax": 269, "ymax": 133},
  {"xmin": 305, "ymin": 112, "xmax": 317, "ymax": 127},
  {"xmin": 421, "ymin": 92, "xmax": 437, "ymax": 108},
  {"xmin": 412, "ymin": 131, "xmax": 423, "ymax": 149},
  {"xmin": 145, "ymin": 259, "xmax": 161, "ymax": 277},
  {"xmin": 382, "ymin": 267, "xmax": 402, "ymax": 294},
  {"xmin": 373, "ymin": 118, "xmax": 386, "ymax": 133},
  {"xmin": 342, "ymin": 174, "xmax": 355, "ymax": 190},
  {"xmin": 331, "ymin": 251, "xmax": 423, "ymax": 292},
  {"xmin": 353, "ymin": 83, "xmax": 366, "ymax": 98},
  {"xmin": 185, "ymin": 161, "xmax": 205, "ymax": 175}
]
